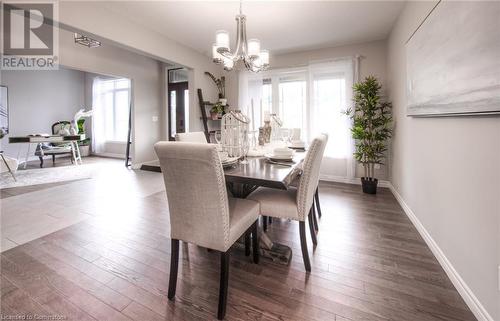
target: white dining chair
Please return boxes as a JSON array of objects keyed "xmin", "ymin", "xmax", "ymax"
[
  {"xmin": 286, "ymin": 132, "xmax": 329, "ymax": 234},
  {"xmin": 247, "ymin": 134, "xmax": 327, "ymax": 271},
  {"xmin": 154, "ymin": 142, "xmax": 260, "ymax": 320},
  {"xmin": 175, "ymin": 131, "xmax": 208, "ymax": 143},
  {"xmin": 313, "ymin": 133, "xmax": 329, "ymax": 223}
]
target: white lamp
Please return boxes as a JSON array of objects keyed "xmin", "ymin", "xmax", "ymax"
[
  {"xmin": 212, "ymin": 43, "xmax": 223, "ymax": 63},
  {"xmin": 223, "ymin": 57, "xmax": 234, "ymax": 71},
  {"xmin": 215, "ymin": 30, "xmax": 230, "ymax": 51},
  {"xmin": 259, "ymin": 50, "xmax": 269, "ymax": 65},
  {"xmin": 247, "ymin": 39, "xmax": 261, "ymax": 58}
]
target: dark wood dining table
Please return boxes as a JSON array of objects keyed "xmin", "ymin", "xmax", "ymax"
[{"xmin": 224, "ymin": 150, "xmax": 306, "ymax": 198}]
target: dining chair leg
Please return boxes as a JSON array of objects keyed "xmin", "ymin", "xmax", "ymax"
[
  {"xmin": 244, "ymin": 232, "xmax": 251, "ymax": 256},
  {"xmin": 312, "ymin": 202, "xmax": 319, "ymax": 232},
  {"xmin": 262, "ymin": 216, "xmax": 268, "ymax": 232},
  {"xmin": 299, "ymin": 221, "xmax": 311, "ymax": 272},
  {"xmin": 315, "ymin": 187, "xmax": 322, "ymax": 218},
  {"xmin": 252, "ymin": 220, "xmax": 259, "ymax": 264},
  {"xmin": 308, "ymin": 209, "xmax": 318, "ymax": 246},
  {"xmin": 218, "ymin": 250, "xmax": 230, "ymax": 320},
  {"xmin": 168, "ymin": 239, "xmax": 179, "ymax": 300}
]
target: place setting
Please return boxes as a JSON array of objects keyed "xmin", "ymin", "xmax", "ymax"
[{"xmin": 265, "ymin": 147, "xmax": 296, "ymax": 167}]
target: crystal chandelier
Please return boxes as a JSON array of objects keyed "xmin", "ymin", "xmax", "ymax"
[{"xmin": 212, "ymin": 1, "xmax": 269, "ymax": 72}]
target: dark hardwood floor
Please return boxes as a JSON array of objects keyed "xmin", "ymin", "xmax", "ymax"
[{"xmin": 0, "ymin": 181, "xmax": 476, "ymax": 321}]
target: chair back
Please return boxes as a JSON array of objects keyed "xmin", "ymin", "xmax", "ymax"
[
  {"xmin": 175, "ymin": 131, "xmax": 208, "ymax": 143},
  {"xmin": 296, "ymin": 134, "xmax": 327, "ymax": 220},
  {"xmin": 52, "ymin": 121, "xmax": 70, "ymax": 135},
  {"xmin": 154, "ymin": 142, "xmax": 230, "ymax": 251}
]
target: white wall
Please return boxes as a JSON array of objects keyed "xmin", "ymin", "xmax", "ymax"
[
  {"xmin": 0, "ymin": 68, "xmax": 85, "ymax": 159},
  {"xmin": 387, "ymin": 2, "xmax": 500, "ymax": 320}
]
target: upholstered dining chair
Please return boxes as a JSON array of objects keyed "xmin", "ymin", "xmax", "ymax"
[
  {"xmin": 285, "ymin": 132, "xmax": 329, "ymax": 234},
  {"xmin": 154, "ymin": 142, "xmax": 260, "ymax": 320},
  {"xmin": 175, "ymin": 131, "xmax": 208, "ymax": 143},
  {"xmin": 247, "ymin": 134, "xmax": 327, "ymax": 272},
  {"xmin": 313, "ymin": 133, "xmax": 329, "ymax": 222}
]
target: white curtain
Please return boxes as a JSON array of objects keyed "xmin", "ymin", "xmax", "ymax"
[
  {"xmin": 239, "ymin": 71, "xmax": 264, "ymax": 131},
  {"xmin": 238, "ymin": 57, "xmax": 359, "ymax": 181},
  {"xmin": 308, "ymin": 58, "xmax": 356, "ymax": 180},
  {"xmin": 91, "ymin": 77, "xmax": 106, "ymax": 154}
]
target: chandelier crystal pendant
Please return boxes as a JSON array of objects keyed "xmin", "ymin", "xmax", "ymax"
[{"xmin": 212, "ymin": 2, "xmax": 269, "ymax": 72}]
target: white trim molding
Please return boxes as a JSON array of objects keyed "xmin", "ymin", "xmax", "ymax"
[
  {"xmin": 320, "ymin": 174, "xmax": 391, "ymax": 188},
  {"xmin": 91, "ymin": 152, "xmax": 125, "ymax": 159},
  {"xmin": 388, "ymin": 183, "xmax": 494, "ymax": 321}
]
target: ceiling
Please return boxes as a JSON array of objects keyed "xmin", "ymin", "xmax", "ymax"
[{"xmin": 101, "ymin": 1, "xmax": 406, "ymax": 56}]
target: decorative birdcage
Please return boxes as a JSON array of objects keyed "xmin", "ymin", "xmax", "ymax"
[
  {"xmin": 221, "ymin": 110, "xmax": 250, "ymax": 158},
  {"xmin": 270, "ymin": 113, "xmax": 283, "ymax": 141}
]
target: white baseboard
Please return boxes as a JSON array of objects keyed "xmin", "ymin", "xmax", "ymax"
[
  {"xmin": 320, "ymin": 174, "xmax": 391, "ymax": 188},
  {"xmin": 92, "ymin": 152, "xmax": 125, "ymax": 159},
  {"xmin": 388, "ymin": 184, "xmax": 494, "ymax": 321}
]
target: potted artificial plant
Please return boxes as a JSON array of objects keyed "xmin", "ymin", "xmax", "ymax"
[
  {"xmin": 345, "ymin": 76, "xmax": 392, "ymax": 194},
  {"xmin": 77, "ymin": 118, "xmax": 91, "ymax": 157},
  {"xmin": 205, "ymin": 72, "xmax": 226, "ymax": 105},
  {"xmin": 210, "ymin": 102, "xmax": 225, "ymax": 120}
]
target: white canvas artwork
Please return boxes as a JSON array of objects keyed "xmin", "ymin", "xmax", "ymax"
[{"xmin": 406, "ymin": 1, "xmax": 500, "ymax": 116}]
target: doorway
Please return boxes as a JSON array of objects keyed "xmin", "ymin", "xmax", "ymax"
[{"xmin": 168, "ymin": 68, "xmax": 189, "ymax": 141}]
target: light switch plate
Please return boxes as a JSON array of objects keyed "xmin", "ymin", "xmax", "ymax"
[{"xmin": 152, "ymin": 116, "xmax": 159, "ymax": 122}]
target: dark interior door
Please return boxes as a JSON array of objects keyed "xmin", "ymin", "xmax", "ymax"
[{"xmin": 168, "ymin": 81, "xmax": 188, "ymax": 140}]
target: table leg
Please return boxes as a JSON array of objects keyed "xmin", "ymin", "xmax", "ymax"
[
  {"xmin": 1, "ymin": 153, "xmax": 16, "ymax": 181},
  {"xmin": 228, "ymin": 182, "xmax": 292, "ymax": 266},
  {"xmin": 70, "ymin": 142, "xmax": 78, "ymax": 166},
  {"xmin": 24, "ymin": 143, "xmax": 31, "ymax": 169},
  {"xmin": 74, "ymin": 142, "xmax": 82, "ymax": 164}
]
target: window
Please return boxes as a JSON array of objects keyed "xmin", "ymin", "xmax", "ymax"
[
  {"xmin": 241, "ymin": 59, "xmax": 355, "ymax": 179},
  {"xmin": 311, "ymin": 74, "xmax": 349, "ymax": 158},
  {"xmin": 278, "ymin": 75, "xmax": 306, "ymax": 130},
  {"xmin": 262, "ymin": 80, "xmax": 272, "ymax": 113},
  {"xmin": 95, "ymin": 78, "xmax": 130, "ymax": 142},
  {"xmin": 170, "ymin": 91, "xmax": 176, "ymax": 136}
]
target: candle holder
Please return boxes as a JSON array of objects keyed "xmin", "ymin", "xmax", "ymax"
[{"xmin": 221, "ymin": 110, "xmax": 250, "ymax": 158}]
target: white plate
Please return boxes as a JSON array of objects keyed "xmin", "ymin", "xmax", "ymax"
[{"xmin": 265, "ymin": 153, "xmax": 294, "ymax": 161}]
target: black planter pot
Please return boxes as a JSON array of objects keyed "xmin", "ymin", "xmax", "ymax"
[{"xmin": 361, "ymin": 177, "xmax": 378, "ymax": 194}]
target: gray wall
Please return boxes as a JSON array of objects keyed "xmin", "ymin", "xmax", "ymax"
[
  {"xmin": 58, "ymin": 2, "xmax": 223, "ymax": 153},
  {"xmin": 58, "ymin": 27, "xmax": 163, "ymax": 165},
  {"xmin": 387, "ymin": 2, "xmax": 500, "ymax": 320},
  {"xmin": 0, "ymin": 68, "xmax": 85, "ymax": 159}
]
